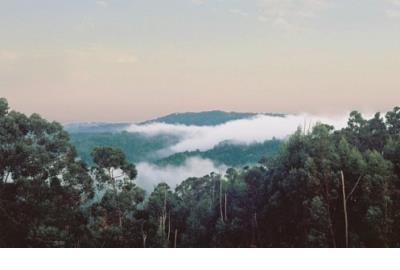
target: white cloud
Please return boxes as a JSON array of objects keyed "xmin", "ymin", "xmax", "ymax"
[
  {"xmin": 126, "ymin": 114, "xmax": 348, "ymax": 154},
  {"xmin": 258, "ymin": 0, "xmax": 331, "ymax": 29},
  {"xmin": 136, "ymin": 157, "xmax": 227, "ymax": 192},
  {"xmin": 115, "ymin": 55, "xmax": 137, "ymax": 64},
  {"xmin": 386, "ymin": 0, "xmax": 400, "ymax": 18},
  {"xmin": 229, "ymin": 8, "xmax": 249, "ymax": 17},
  {"xmin": 257, "ymin": 15, "xmax": 268, "ymax": 22},
  {"xmin": 192, "ymin": 0, "xmax": 207, "ymax": 5},
  {"xmin": 0, "ymin": 50, "xmax": 19, "ymax": 61},
  {"xmin": 65, "ymin": 46, "xmax": 138, "ymax": 64},
  {"xmin": 96, "ymin": 1, "xmax": 108, "ymax": 8}
]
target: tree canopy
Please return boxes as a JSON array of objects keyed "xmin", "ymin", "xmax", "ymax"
[{"xmin": 1, "ymin": 97, "xmax": 400, "ymax": 247}]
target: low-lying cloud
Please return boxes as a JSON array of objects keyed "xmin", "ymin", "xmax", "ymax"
[
  {"xmin": 136, "ymin": 157, "xmax": 228, "ymax": 192},
  {"xmin": 126, "ymin": 114, "xmax": 348, "ymax": 154}
]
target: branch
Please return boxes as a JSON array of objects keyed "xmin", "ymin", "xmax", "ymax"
[{"xmin": 346, "ymin": 175, "xmax": 363, "ymax": 201}]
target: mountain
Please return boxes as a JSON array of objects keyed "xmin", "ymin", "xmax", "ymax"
[
  {"xmin": 65, "ymin": 110, "xmax": 285, "ymax": 167},
  {"xmin": 140, "ymin": 110, "xmax": 285, "ymax": 126},
  {"xmin": 64, "ymin": 122, "xmax": 130, "ymax": 133},
  {"xmin": 154, "ymin": 139, "xmax": 282, "ymax": 167},
  {"xmin": 69, "ymin": 131, "xmax": 180, "ymax": 164},
  {"xmin": 65, "ymin": 110, "xmax": 286, "ymax": 133}
]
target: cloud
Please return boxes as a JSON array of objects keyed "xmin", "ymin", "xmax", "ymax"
[
  {"xmin": 115, "ymin": 55, "xmax": 137, "ymax": 64},
  {"xmin": 96, "ymin": 1, "xmax": 108, "ymax": 8},
  {"xmin": 0, "ymin": 50, "xmax": 19, "ymax": 61},
  {"xmin": 258, "ymin": 0, "xmax": 331, "ymax": 29},
  {"xmin": 229, "ymin": 8, "xmax": 249, "ymax": 17},
  {"xmin": 192, "ymin": 0, "xmax": 207, "ymax": 5},
  {"xmin": 65, "ymin": 46, "xmax": 138, "ymax": 64},
  {"xmin": 126, "ymin": 114, "xmax": 348, "ymax": 154},
  {"xmin": 136, "ymin": 157, "xmax": 228, "ymax": 192},
  {"xmin": 386, "ymin": 0, "xmax": 400, "ymax": 18}
]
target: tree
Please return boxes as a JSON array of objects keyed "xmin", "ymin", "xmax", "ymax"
[
  {"xmin": 386, "ymin": 106, "xmax": 400, "ymax": 137},
  {"xmin": 89, "ymin": 146, "xmax": 144, "ymax": 247},
  {"xmin": 0, "ymin": 98, "xmax": 93, "ymax": 247}
]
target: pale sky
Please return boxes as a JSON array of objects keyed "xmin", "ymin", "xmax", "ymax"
[{"xmin": 0, "ymin": 0, "xmax": 399, "ymax": 123}]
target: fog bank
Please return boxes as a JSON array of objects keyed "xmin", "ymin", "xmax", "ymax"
[
  {"xmin": 126, "ymin": 114, "xmax": 348, "ymax": 154},
  {"xmin": 136, "ymin": 157, "xmax": 228, "ymax": 192}
]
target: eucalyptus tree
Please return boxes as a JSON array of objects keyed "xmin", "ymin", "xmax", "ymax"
[
  {"xmin": 89, "ymin": 147, "xmax": 144, "ymax": 247},
  {"xmin": 0, "ymin": 98, "xmax": 93, "ymax": 247}
]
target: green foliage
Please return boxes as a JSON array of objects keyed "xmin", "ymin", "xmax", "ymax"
[
  {"xmin": 155, "ymin": 139, "xmax": 282, "ymax": 167},
  {"xmin": 0, "ymin": 100, "xmax": 93, "ymax": 247},
  {"xmin": 142, "ymin": 110, "xmax": 285, "ymax": 126},
  {"xmin": 0, "ymin": 98, "xmax": 9, "ymax": 117},
  {"xmin": 2, "ymin": 98, "xmax": 400, "ymax": 248},
  {"xmin": 70, "ymin": 131, "xmax": 282, "ymax": 167},
  {"xmin": 69, "ymin": 131, "xmax": 179, "ymax": 164}
]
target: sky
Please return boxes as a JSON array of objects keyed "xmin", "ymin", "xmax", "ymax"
[{"xmin": 0, "ymin": 0, "xmax": 399, "ymax": 123}]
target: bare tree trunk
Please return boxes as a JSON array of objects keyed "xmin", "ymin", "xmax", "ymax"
[
  {"xmin": 3, "ymin": 171, "xmax": 10, "ymax": 183},
  {"xmin": 327, "ymin": 213, "xmax": 336, "ymax": 248},
  {"xmin": 341, "ymin": 171, "xmax": 349, "ymax": 248},
  {"xmin": 219, "ymin": 180, "xmax": 224, "ymax": 222},
  {"xmin": 110, "ymin": 168, "xmax": 123, "ymax": 228},
  {"xmin": 174, "ymin": 229, "xmax": 178, "ymax": 248},
  {"xmin": 118, "ymin": 212, "xmax": 122, "ymax": 228},
  {"xmin": 323, "ymin": 179, "xmax": 336, "ymax": 248},
  {"xmin": 167, "ymin": 212, "xmax": 171, "ymax": 244},
  {"xmin": 250, "ymin": 212, "xmax": 258, "ymax": 247},
  {"xmin": 142, "ymin": 232, "xmax": 147, "ymax": 248},
  {"xmin": 141, "ymin": 223, "xmax": 147, "ymax": 248},
  {"xmin": 210, "ymin": 179, "xmax": 215, "ymax": 211},
  {"xmin": 224, "ymin": 192, "xmax": 228, "ymax": 221},
  {"xmin": 346, "ymin": 175, "xmax": 362, "ymax": 201}
]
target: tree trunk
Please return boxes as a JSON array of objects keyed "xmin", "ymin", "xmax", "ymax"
[
  {"xmin": 224, "ymin": 192, "xmax": 228, "ymax": 221},
  {"xmin": 167, "ymin": 212, "xmax": 171, "ymax": 244},
  {"xmin": 219, "ymin": 180, "xmax": 224, "ymax": 222},
  {"xmin": 210, "ymin": 180, "xmax": 215, "ymax": 211},
  {"xmin": 160, "ymin": 189, "xmax": 167, "ymax": 240},
  {"xmin": 141, "ymin": 222, "xmax": 147, "ymax": 248},
  {"xmin": 110, "ymin": 168, "xmax": 123, "ymax": 228},
  {"xmin": 346, "ymin": 175, "xmax": 362, "ymax": 201},
  {"xmin": 174, "ymin": 229, "xmax": 178, "ymax": 248},
  {"xmin": 3, "ymin": 171, "xmax": 10, "ymax": 183},
  {"xmin": 323, "ymin": 178, "xmax": 336, "ymax": 248},
  {"xmin": 143, "ymin": 232, "xmax": 147, "ymax": 248},
  {"xmin": 341, "ymin": 170, "xmax": 349, "ymax": 248}
]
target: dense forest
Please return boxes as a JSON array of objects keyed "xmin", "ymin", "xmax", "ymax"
[
  {"xmin": 66, "ymin": 113, "xmax": 284, "ymax": 167},
  {"xmin": 1, "ymin": 97, "xmax": 400, "ymax": 248},
  {"xmin": 154, "ymin": 139, "xmax": 281, "ymax": 167},
  {"xmin": 70, "ymin": 130, "xmax": 281, "ymax": 167},
  {"xmin": 140, "ymin": 110, "xmax": 285, "ymax": 126}
]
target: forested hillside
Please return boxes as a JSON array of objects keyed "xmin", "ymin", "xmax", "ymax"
[
  {"xmin": 154, "ymin": 139, "xmax": 281, "ymax": 167},
  {"xmin": 141, "ymin": 110, "xmax": 285, "ymax": 126},
  {"xmin": 66, "ymin": 111, "xmax": 285, "ymax": 168},
  {"xmin": 1, "ymin": 97, "xmax": 400, "ymax": 247},
  {"xmin": 69, "ymin": 131, "xmax": 180, "ymax": 164},
  {"xmin": 70, "ymin": 131, "xmax": 282, "ymax": 167}
]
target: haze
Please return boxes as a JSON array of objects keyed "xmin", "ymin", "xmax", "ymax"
[{"xmin": 1, "ymin": 0, "xmax": 399, "ymax": 123}]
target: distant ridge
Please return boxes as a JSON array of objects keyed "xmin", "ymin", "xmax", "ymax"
[
  {"xmin": 140, "ymin": 110, "xmax": 285, "ymax": 126},
  {"xmin": 64, "ymin": 122, "xmax": 130, "ymax": 133},
  {"xmin": 65, "ymin": 110, "xmax": 286, "ymax": 133}
]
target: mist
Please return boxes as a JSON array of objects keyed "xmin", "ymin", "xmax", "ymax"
[
  {"xmin": 135, "ymin": 157, "xmax": 228, "ymax": 192},
  {"xmin": 126, "ymin": 114, "xmax": 349, "ymax": 154}
]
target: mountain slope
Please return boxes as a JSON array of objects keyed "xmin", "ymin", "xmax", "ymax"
[
  {"xmin": 141, "ymin": 110, "xmax": 285, "ymax": 126},
  {"xmin": 65, "ymin": 122, "xmax": 130, "ymax": 133},
  {"xmin": 154, "ymin": 139, "xmax": 282, "ymax": 167},
  {"xmin": 66, "ymin": 110, "xmax": 285, "ymax": 166}
]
